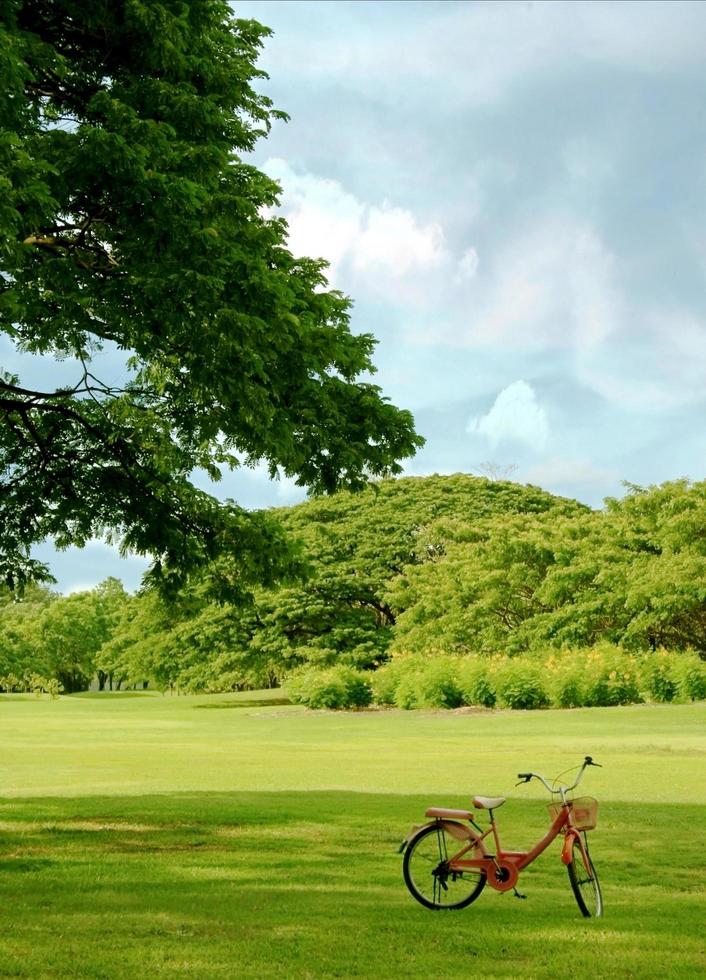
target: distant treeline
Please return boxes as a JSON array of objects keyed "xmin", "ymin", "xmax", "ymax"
[{"xmin": 2, "ymin": 475, "xmax": 706, "ymax": 699}]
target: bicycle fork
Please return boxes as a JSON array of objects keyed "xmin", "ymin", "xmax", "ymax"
[{"xmin": 561, "ymin": 829, "xmax": 593, "ymax": 875}]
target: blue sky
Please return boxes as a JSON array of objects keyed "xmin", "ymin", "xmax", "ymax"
[{"xmin": 25, "ymin": 0, "xmax": 706, "ymax": 591}]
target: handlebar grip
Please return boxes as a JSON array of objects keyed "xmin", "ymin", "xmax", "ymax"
[
  {"xmin": 584, "ymin": 756, "xmax": 602, "ymax": 767},
  {"xmin": 517, "ymin": 773, "xmax": 532, "ymax": 781}
]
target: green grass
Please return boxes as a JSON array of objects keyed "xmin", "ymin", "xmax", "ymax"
[{"xmin": 1, "ymin": 693, "xmax": 705, "ymax": 978}]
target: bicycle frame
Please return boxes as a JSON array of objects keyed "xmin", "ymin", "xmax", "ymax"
[{"xmin": 435, "ymin": 802, "xmax": 588, "ymax": 893}]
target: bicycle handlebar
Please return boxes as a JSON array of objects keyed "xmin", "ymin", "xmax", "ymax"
[{"xmin": 515, "ymin": 756, "xmax": 601, "ymax": 794}]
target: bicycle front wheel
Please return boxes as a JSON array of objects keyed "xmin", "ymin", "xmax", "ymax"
[
  {"xmin": 403, "ymin": 822, "xmax": 486, "ymax": 911},
  {"xmin": 567, "ymin": 834, "xmax": 603, "ymax": 917}
]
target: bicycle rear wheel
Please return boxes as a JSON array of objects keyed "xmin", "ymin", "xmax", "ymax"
[
  {"xmin": 403, "ymin": 822, "xmax": 486, "ymax": 910},
  {"xmin": 567, "ymin": 834, "xmax": 603, "ymax": 917}
]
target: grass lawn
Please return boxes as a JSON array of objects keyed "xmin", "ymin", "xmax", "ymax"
[{"xmin": 1, "ymin": 692, "xmax": 705, "ymax": 978}]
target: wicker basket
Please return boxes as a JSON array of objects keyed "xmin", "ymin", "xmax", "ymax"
[{"xmin": 547, "ymin": 796, "xmax": 599, "ymax": 830}]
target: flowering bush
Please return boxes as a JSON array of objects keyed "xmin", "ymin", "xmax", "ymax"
[
  {"xmin": 579, "ymin": 646, "xmax": 642, "ymax": 707},
  {"xmin": 458, "ymin": 658, "xmax": 497, "ymax": 708},
  {"xmin": 373, "ymin": 655, "xmax": 465, "ymax": 709},
  {"xmin": 640, "ymin": 650, "xmax": 679, "ymax": 702},
  {"xmin": 370, "ymin": 656, "xmax": 422, "ymax": 706},
  {"xmin": 544, "ymin": 654, "xmax": 586, "ymax": 708},
  {"xmin": 287, "ymin": 646, "xmax": 706, "ymax": 710},
  {"xmin": 672, "ymin": 652, "xmax": 706, "ymax": 702},
  {"xmin": 493, "ymin": 659, "xmax": 549, "ymax": 710},
  {"xmin": 409, "ymin": 659, "xmax": 465, "ymax": 709}
]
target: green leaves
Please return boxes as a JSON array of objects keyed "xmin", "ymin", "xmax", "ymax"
[
  {"xmin": 1, "ymin": 1, "xmax": 422, "ymax": 591},
  {"xmin": 0, "ymin": 576, "xmax": 128, "ymax": 691},
  {"xmin": 4, "ymin": 474, "xmax": 706, "ymax": 695},
  {"xmin": 95, "ymin": 475, "xmax": 580, "ymax": 691},
  {"xmin": 390, "ymin": 478, "xmax": 706, "ymax": 657}
]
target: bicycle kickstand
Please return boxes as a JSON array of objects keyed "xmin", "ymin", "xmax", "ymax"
[{"xmin": 513, "ymin": 887, "xmax": 527, "ymax": 900}]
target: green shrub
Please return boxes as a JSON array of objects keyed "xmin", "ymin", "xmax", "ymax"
[
  {"xmin": 581, "ymin": 646, "xmax": 642, "ymax": 707},
  {"xmin": 545, "ymin": 655, "xmax": 586, "ymax": 708},
  {"xmin": 493, "ymin": 660, "xmax": 549, "ymax": 710},
  {"xmin": 0, "ymin": 672, "xmax": 63, "ymax": 698},
  {"xmin": 370, "ymin": 657, "xmax": 417, "ymax": 706},
  {"xmin": 374, "ymin": 655, "xmax": 464, "ymax": 710},
  {"xmin": 287, "ymin": 666, "xmax": 372, "ymax": 709},
  {"xmin": 672, "ymin": 653, "xmax": 706, "ymax": 702},
  {"xmin": 289, "ymin": 647, "xmax": 701, "ymax": 713},
  {"xmin": 412, "ymin": 660, "xmax": 464, "ymax": 709},
  {"xmin": 458, "ymin": 658, "xmax": 496, "ymax": 707},
  {"xmin": 393, "ymin": 672, "xmax": 420, "ymax": 710},
  {"xmin": 0, "ymin": 672, "xmax": 21, "ymax": 693},
  {"xmin": 640, "ymin": 651, "xmax": 679, "ymax": 703}
]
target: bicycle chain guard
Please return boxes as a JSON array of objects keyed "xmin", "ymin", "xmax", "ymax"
[{"xmin": 489, "ymin": 860, "xmax": 519, "ymax": 892}]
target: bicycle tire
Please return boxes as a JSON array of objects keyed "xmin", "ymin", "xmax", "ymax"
[
  {"xmin": 567, "ymin": 834, "xmax": 603, "ymax": 917},
  {"xmin": 403, "ymin": 822, "xmax": 486, "ymax": 911}
]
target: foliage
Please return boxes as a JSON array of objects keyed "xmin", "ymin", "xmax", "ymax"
[
  {"xmin": 6, "ymin": 476, "xmax": 706, "ymax": 698},
  {"xmin": 368, "ymin": 654, "xmax": 465, "ymax": 710},
  {"xmin": 0, "ymin": 0, "xmax": 422, "ymax": 594},
  {"xmin": 0, "ymin": 577, "xmax": 128, "ymax": 691},
  {"xmin": 0, "ymin": 669, "xmax": 62, "ymax": 697},
  {"xmin": 457, "ymin": 657, "xmax": 497, "ymax": 707},
  {"xmin": 0, "ymin": 581, "xmax": 56, "ymax": 681},
  {"xmin": 287, "ymin": 665, "xmax": 373, "ymax": 709},
  {"xmin": 96, "ymin": 588, "xmax": 276, "ymax": 693},
  {"xmin": 671, "ymin": 651, "xmax": 706, "ymax": 702},
  {"xmin": 99, "ymin": 474, "xmax": 580, "ymax": 691},
  {"xmin": 640, "ymin": 650, "xmax": 679, "ymax": 703},
  {"xmin": 389, "ymin": 479, "xmax": 706, "ymax": 660},
  {"xmin": 492, "ymin": 658, "xmax": 550, "ymax": 710},
  {"xmin": 262, "ymin": 475, "xmax": 583, "ymax": 675},
  {"xmin": 367, "ymin": 645, "xmax": 704, "ymax": 711}
]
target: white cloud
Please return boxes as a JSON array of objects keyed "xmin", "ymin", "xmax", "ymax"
[
  {"xmin": 262, "ymin": 159, "xmax": 363, "ymax": 277},
  {"xmin": 467, "ymin": 380, "xmax": 549, "ymax": 450},
  {"xmin": 443, "ymin": 215, "xmax": 706, "ymax": 414},
  {"xmin": 353, "ymin": 204, "xmax": 445, "ymax": 276},
  {"xmin": 262, "ymin": 158, "xmax": 448, "ymax": 290},
  {"xmin": 562, "ymin": 138, "xmax": 615, "ymax": 185},
  {"xmin": 244, "ymin": 461, "xmax": 307, "ymax": 503},
  {"xmin": 263, "ymin": 163, "xmax": 706, "ymax": 416}
]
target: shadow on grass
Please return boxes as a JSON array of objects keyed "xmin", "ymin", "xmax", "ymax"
[
  {"xmin": 0, "ymin": 792, "xmax": 704, "ymax": 978},
  {"xmin": 68, "ymin": 691, "xmax": 154, "ymax": 700},
  {"xmin": 193, "ymin": 697, "xmax": 292, "ymax": 710}
]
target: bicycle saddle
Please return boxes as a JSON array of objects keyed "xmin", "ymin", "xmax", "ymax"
[{"xmin": 473, "ymin": 796, "xmax": 506, "ymax": 810}]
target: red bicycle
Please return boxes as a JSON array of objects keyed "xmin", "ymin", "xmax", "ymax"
[{"xmin": 400, "ymin": 756, "xmax": 603, "ymax": 917}]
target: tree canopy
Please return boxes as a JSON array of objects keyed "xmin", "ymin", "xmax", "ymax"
[
  {"xmin": 0, "ymin": 0, "xmax": 422, "ymax": 592},
  {"xmin": 388, "ymin": 479, "xmax": 706, "ymax": 656},
  {"xmin": 89, "ymin": 474, "xmax": 587, "ymax": 691},
  {"xmin": 3, "ymin": 475, "xmax": 706, "ymax": 696}
]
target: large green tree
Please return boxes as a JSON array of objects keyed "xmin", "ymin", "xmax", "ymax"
[
  {"xmin": 389, "ymin": 480, "xmax": 706, "ymax": 657},
  {"xmin": 0, "ymin": 576, "xmax": 127, "ymax": 690},
  {"xmin": 96, "ymin": 475, "xmax": 587, "ymax": 691},
  {"xmin": 0, "ymin": 1, "xmax": 422, "ymax": 593}
]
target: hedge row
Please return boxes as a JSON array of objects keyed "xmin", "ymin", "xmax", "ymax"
[
  {"xmin": 0, "ymin": 672, "xmax": 64, "ymax": 698},
  {"xmin": 286, "ymin": 647, "xmax": 706, "ymax": 711}
]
